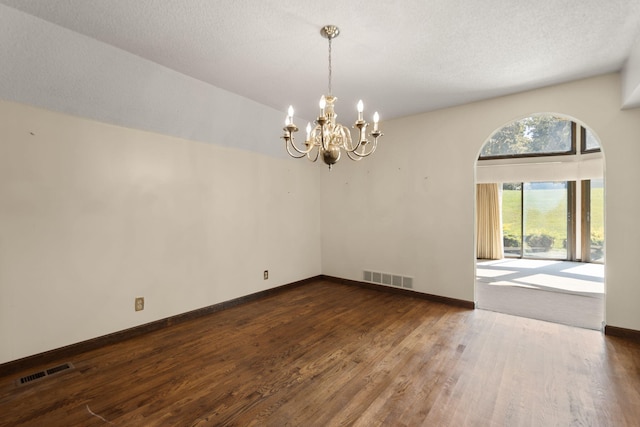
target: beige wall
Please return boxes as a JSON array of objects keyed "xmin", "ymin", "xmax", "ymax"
[
  {"xmin": 0, "ymin": 100, "xmax": 322, "ymax": 364},
  {"xmin": 321, "ymin": 73, "xmax": 640, "ymax": 331}
]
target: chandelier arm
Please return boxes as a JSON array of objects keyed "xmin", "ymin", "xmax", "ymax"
[
  {"xmin": 290, "ymin": 140, "xmax": 315, "ymax": 155},
  {"xmin": 284, "ymin": 132, "xmax": 315, "ymax": 156},
  {"xmin": 345, "ymin": 140, "xmax": 364, "ymax": 153},
  {"xmin": 342, "ymin": 122, "xmax": 366, "ymax": 153},
  {"xmin": 344, "ymin": 138, "xmax": 370, "ymax": 154},
  {"xmin": 346, "ymin": 150, "xmax": 364, "ymax": 161},
  {"xmin": 285, "ymin": 140, "xmax": 307, "ymax": 158},
  {"xmin": 307, "ymin": 145, "xmax": 321, "ymax": 162},
  {"xmin": 347, "ymin": 139, "xmax": 378, "ymax": 158}
]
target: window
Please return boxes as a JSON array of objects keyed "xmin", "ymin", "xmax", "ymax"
[
  {"xmin": 479, "ymin": 116, "xmax": 575, "ymax": 159},
  {"xmin": 523, "ymin": 182, "xmax": 568, "ymax": 259},
  {"xmin": 581, "ymin": 179, "xmax": 604, "ymax": 263},
  {"xmin": 479, "ymin": 115, "xmax": 603, "ymax": 262},
  {"xmin": 502, "ymin": 182, "xmax": 569, "ymax": 260},
  {"xmin": 502, "ymin": 183, "xmax": 522, "ymax": 257},
  {"xmin": 581, "ymin": 126, "xmax": 601, "ymax": 153}
]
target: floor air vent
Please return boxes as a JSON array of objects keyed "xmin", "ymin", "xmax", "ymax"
[
  {"xmin": 19, "ymin": 371, "xmax": 46, "ymax": 384},
  {"xmin": 16, "ymin": 362, "xmax": 74, "ymax": 386},
  {"xmin": 46, "ymin": 363, "xmax": 73, "ymax": 375},
  {"xmin": 364, "ymin": 270, "xmax": 414, "ymax": 289}
]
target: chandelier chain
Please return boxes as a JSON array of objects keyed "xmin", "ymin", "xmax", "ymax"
[{"xmin": 328, "ymin": 36, "xmax": 332, "ymax": 95}]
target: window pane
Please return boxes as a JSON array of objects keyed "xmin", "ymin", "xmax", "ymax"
[
  {"xmin": 480, "ymin": 116, "xmax": 573, "ymax": 158},
  {"xmin": 502, "ymin": 183, "xmax": 522, "ymax": 257},
  {"xmin": 523, "ymin": 182, "xmax": 567, "ymax": 259},
  {"xmin": 590, "ymin": 179, "xmax": 604, "ymax": 262},
  {"xmin": 584, "ymin": 128, "xmax": 601, "ymax": 152}
]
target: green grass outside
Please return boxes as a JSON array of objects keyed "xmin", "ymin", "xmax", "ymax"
[
  {"xmin": 590, "ymin": 188, "xmax": 604, "ymax": 241},
  {"xmin": 502, "ymin": 188, "xmax": 604, "ymax": 249}
]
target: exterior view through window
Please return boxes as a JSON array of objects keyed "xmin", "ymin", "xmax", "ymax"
[
  {"xmin": 588, "ymin": 178, "xmax": 605, "ymax": 263},
  {"xmin": 480, "ymin": 115, "xmax": 574, "ymax": 159},
  {"xmin": 502, "ymin": 182, "xmax": 568, "ymax": 259}
]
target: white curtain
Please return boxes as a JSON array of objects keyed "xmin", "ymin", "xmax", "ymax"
[{"xmin": 476, "ymin": 183, "xmax": 504, "ymax": 260}]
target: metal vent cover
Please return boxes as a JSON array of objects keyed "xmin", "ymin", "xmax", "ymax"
[
  {"xmin": 16, "ymin": 362, "xmax": 74, "ymax": 387},
  {"xmin": 363, "ymin": 270, "xmax": 414, "ymax": 289},
  {"xmin": 402, "ymin": 277, "xmax": 413, "ymax": 289}
]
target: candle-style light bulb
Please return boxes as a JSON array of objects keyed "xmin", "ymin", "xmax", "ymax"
[
  {"xmin": 285, "ymin": 106, "xmax": 294, "ymax": 126},
  {"xmin": 287, "ymin": 105, "xmax": 294, "ymax": 121},
  {"xmin": 306, "ymin": 122, "xmax": 312, "ymax": 140},
  {"xmin": 357, "ymin": 100, "xmax": 364, "ymax": 121},
  {"xmin": 373, "ymin": 112, "xmax": 380, "ymax": 132},
  {"xmin": 319, "ymin": 96, "xmax": 326, "ymax": 116}
]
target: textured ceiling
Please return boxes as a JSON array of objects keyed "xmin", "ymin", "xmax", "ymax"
[{"xmin": 2, "ymin": 0, "xmax": 640, "ymax": 122}]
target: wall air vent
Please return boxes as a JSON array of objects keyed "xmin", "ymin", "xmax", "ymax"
[
  {"xmin": 16, "ymin": 362, "xmax": 74, "ymax": 387},
  {"xmin": 363, "ymin": 270, "xmax": 414, "ymax": 290},
  {"xmin": 372, "ymin": 272, "xmax": 382, "ymax": 284},
  {"xmin": 402, "ymin": 277, "xmax": 413, "ymax": 289}
]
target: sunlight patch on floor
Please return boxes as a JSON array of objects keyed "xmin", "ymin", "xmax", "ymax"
[
  {"xmin": 561, "ymin": 263, "xmax": 604, "ymax": 279},
  {"xmin": 481, "ymin": 259, "xmax": 563, "ymax": 269},
  {"xmin": 513, "ymin": 273, "xmax": 604, "ymax": 294},
  {"xmin": 476, "ymin": 268, "xmax": 518, "ymax": 278},
  {"xmin": 484, "ymin": 280, "xmax": 538, "ymax": 289}
]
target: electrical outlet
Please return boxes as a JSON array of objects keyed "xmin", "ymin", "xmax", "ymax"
[
  {"xmin": 135, "ymin": 297, "xmax": 144, "ymax": 311},
  {"xmin": 263, "ymin": 270, "xmax": 269, "ymax": 280}
]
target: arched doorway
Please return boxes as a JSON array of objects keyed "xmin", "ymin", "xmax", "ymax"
[{"xmin": 474, "ymin": 114, "xmax": 605, "ymax": 330}]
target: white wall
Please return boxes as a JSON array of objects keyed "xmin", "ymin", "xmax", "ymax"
[
  {"xmin": 321, "ymin": 73, "xmax": 640, "ymax": 331},
  {"xmin": 622, "ymin": 29, "xmax": 640, "ymax": 109},
  {"xmin": 0, "ymin": 4, "xmax": 322, "ymax": 365},
  {"xmin": 0, "ymin": 3, "xmax": 285, "ymax": 158},
  {"xmin": 0, "ymin": 100, "xmax": 321, "ymax": 364}
]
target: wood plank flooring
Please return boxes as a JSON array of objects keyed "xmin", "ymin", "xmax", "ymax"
[{"xmin": 1, "ymin": 280, "xmax": 639, "ymax": 426}]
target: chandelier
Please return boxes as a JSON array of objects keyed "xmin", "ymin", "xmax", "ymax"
[{"xmin": 282, "ymin": 25, "xmax": 383, "ymax": 169}]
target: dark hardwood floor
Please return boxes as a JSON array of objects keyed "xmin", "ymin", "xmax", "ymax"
[{"xmin": 1, "ymin": 280, "xmax": 639, "ymax": 426}]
